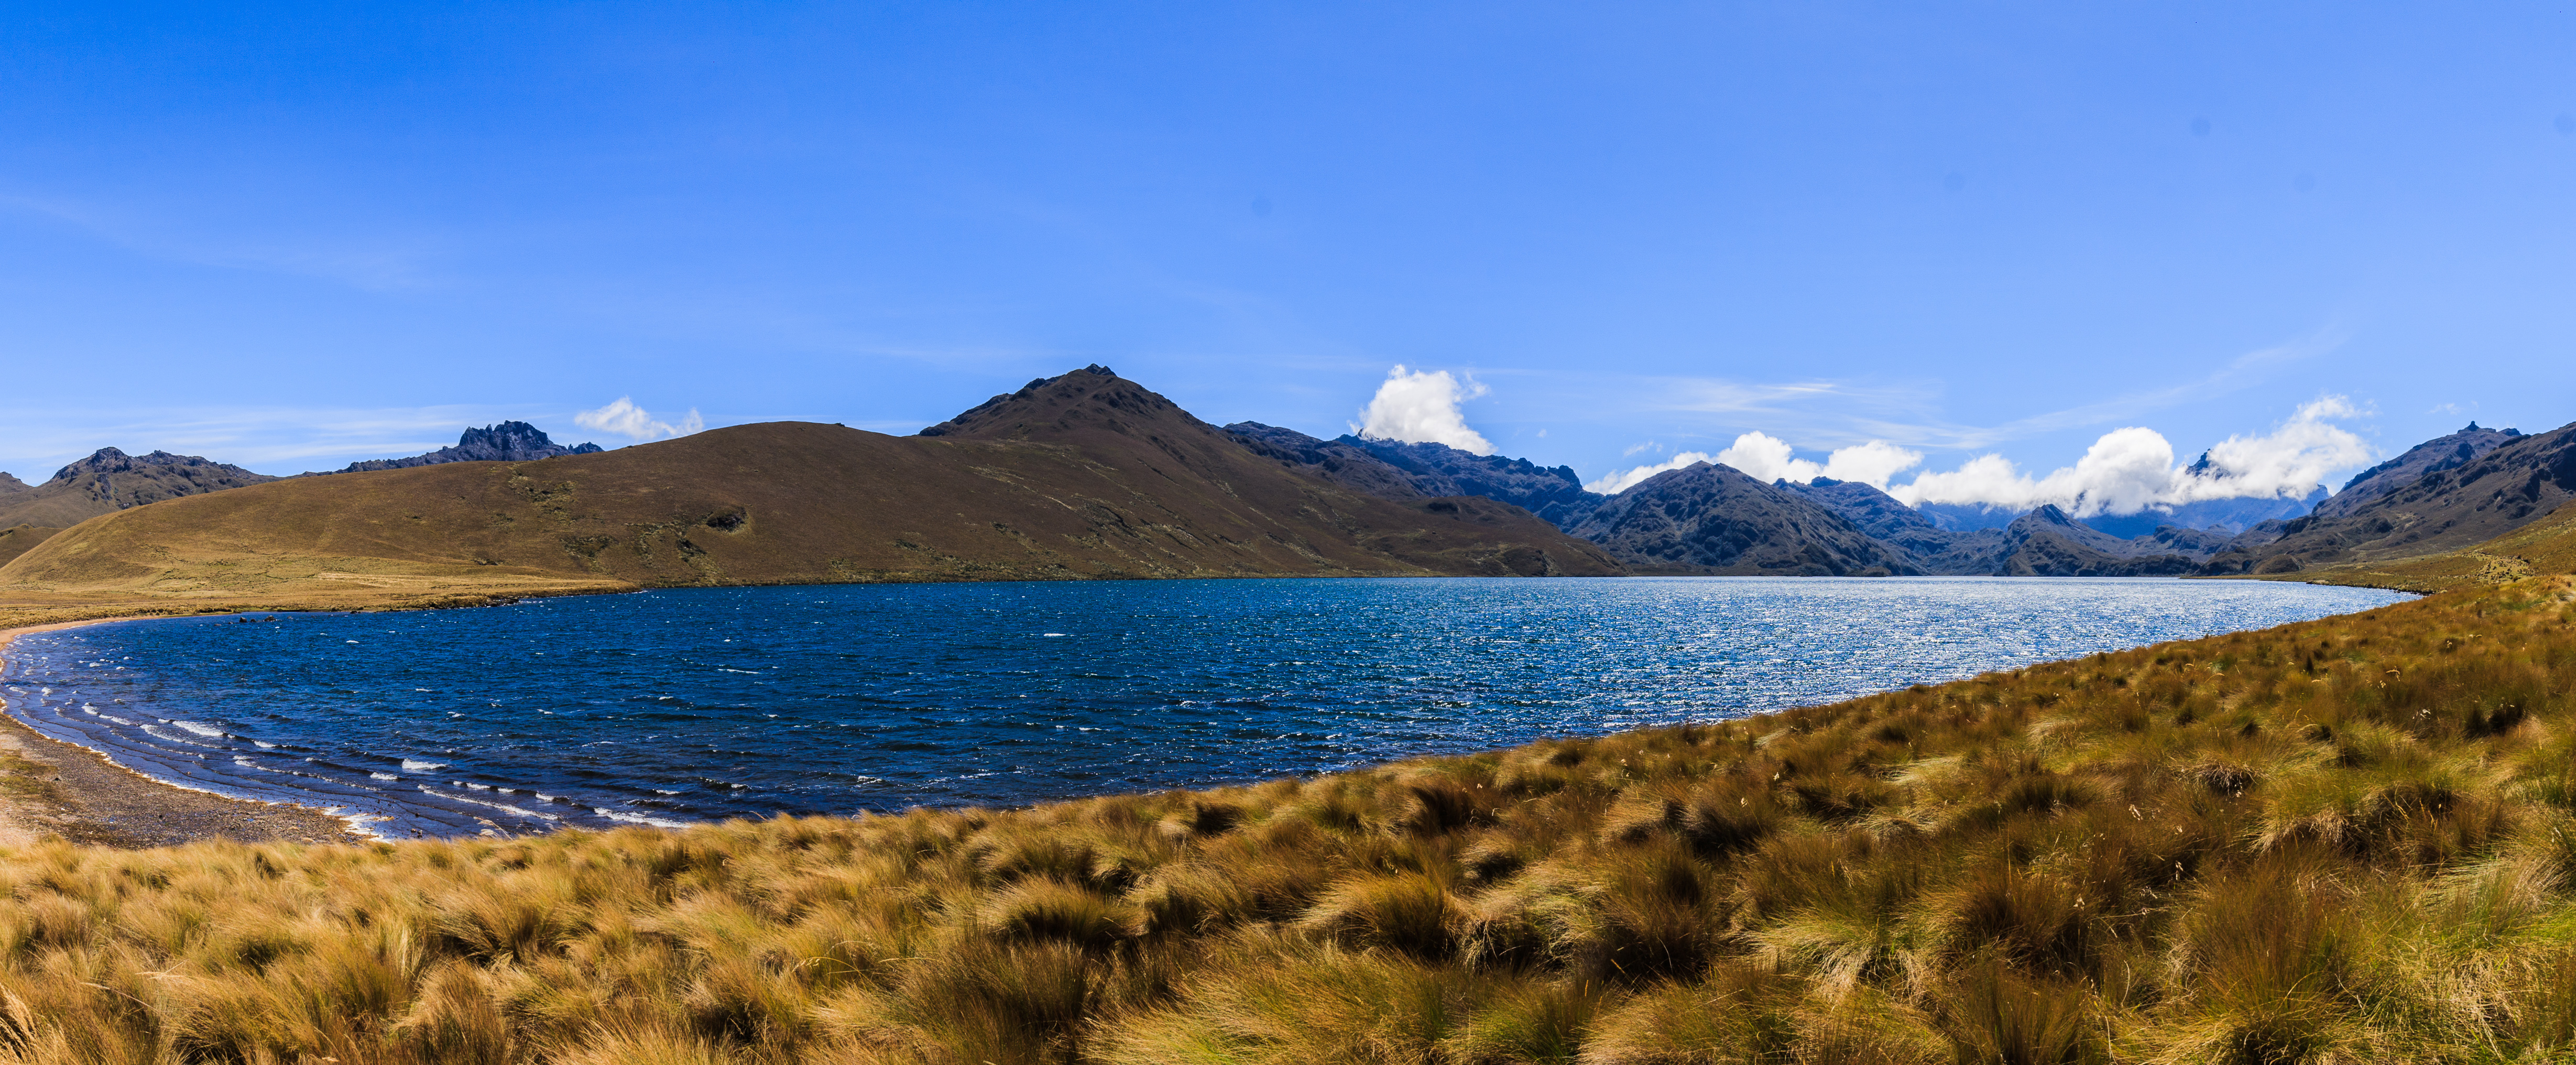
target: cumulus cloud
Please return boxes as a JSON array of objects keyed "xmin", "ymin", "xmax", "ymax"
[
  {"xmin": 1354, "ymin": 365, "xmax": 1493, "ymax": 454},
  {"xmin": 575, "ymin": 398, "xmax": 705, "ymax": 441},
  {"xmin": 1584, "ymin": 433, "xmax": 1925, "ymax": 495},
  {"xmin": 1886, "ymin": 397, "xmax": 2371, "ymax": 516}
]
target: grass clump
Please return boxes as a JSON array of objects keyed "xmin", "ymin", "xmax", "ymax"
[{"xmin": 1, "ymin": 576, "xmax": 2575, "ymax": 1061}]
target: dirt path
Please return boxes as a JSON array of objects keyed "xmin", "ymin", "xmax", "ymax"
[{"xmin": 0, "ymin": 619, "xmax": 361, "ymax": 848}]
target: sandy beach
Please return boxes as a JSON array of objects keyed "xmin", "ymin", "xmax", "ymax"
[{"xmin": 0, "ymin": 618, "xmax": 361, "ymax": 848}]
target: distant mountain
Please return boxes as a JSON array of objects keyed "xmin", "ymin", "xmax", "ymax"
[
  {"xmin": 6, "ymin": 367, "xmax": 1620, "ymax": 595},
  {"xmin": 0, "ymin": 448, "xmax": 278, "ymax": 530},
  {"xmin": 1567, "ymin": 463, "xmax": 1912, "ymax": 576},
  {"xmin": 2075, "ymin": 491, "xmax": 2323, "ymax": 539},
  {"xmin": 1995, "ymin": 506, "xmax": 2199, "ymax": 577},
  {"xmin": 1224, "ymin": 424, "xmax": 1452, "ymax": 504},
  {"xmin": 1223, "ymin": 424, "xmax": 1607, "ymax": 529},
  {"xmin": 323, "ymin": 422, "xmax": 604, "ymax": 474},
  {"xmin": 1779, "ymin": 478, "xmax": 2010, "ymax": 572},
  {"xmin": 2309, "ymin": 422, "xmax": 2522, "ymax": 520},
  {"xmin": 1914, "ymin": 502, "xmax": 2025, "ymax": 532},
  {"xmin": 2203, "ymin": 419, "xmax": 2576, "ymax": 575},
  {"xmin": 0, "ymin": 472, "xmax": 28, "ymax": 494},
  {"xmin": 1785, "ymin": 479, "xmax": 2213, "ymax": 576}
]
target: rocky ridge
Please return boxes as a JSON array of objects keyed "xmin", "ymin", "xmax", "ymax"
[
  {"xmin": 324, "ymin": 422, "xmax": 604, "ymax": 474},
  {"xmin": 0, "ymin": 448, "xmax": 279, "ymax": 530}
]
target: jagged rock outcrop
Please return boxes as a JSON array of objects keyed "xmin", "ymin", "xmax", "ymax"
[
  {"xmin": 326, "ymin": 422, "xmax": 605, "ymax": 474},
  {"xmin": 1568, "ymin": 463, "xmax": 1912, "ymax": 576},
  {"xmin": 2203, "ymin": 420, "xmax": 2576, "ymax": 575},
  {"xmin": 0, "ymin": 448, "xmax": 278, "ymax": 530},
  {"xmin": 2309, "ymin": 422, "xmax": 2523, "ymax": 520}
]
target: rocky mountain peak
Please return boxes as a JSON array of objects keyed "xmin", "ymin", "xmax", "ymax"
[
  {"xmin": 49, "ymin": 447, "xmax": 263, "ymax": 486},
  {"xmin": 328, "ymin": 422, "xmax": 605, "ymax": 474}
]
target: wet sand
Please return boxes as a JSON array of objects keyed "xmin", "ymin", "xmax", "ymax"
[{"xmin": 0, "ymin": 619, "xmax": 361, "ymax": 848}]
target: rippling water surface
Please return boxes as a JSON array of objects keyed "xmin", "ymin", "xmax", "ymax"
[{"xmin": 1, "ymin": 577, "xmax": 2406, "ymax": 837}]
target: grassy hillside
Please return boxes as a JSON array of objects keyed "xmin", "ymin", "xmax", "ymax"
[
  {"xmin": 0, "ymin": 527, "xmax": 56, "ymax": 572},
  {"xmin": 3, "ymin": 577, "xmax": 2574, "ymax": 1063},
  {"xmin": 0, "ymin": 370, "xmax": 1617, "ymax": 604},
  {"xmin": 2279, "ymin": 502, "xmax": 2576, "ymax": 595}
]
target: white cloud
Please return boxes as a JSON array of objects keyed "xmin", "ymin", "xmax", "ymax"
[
  {"xmin": 1352, "ymin": 365, "xmax": 1493, "ymax": 454},
  {"xmin": 1585, "ymin": 433, "xmax": 1923, "ymax": 495},
  {"xmin": 1587, "ymin": 451, "xmax": 1716, "ymax": 494},
  {"xmin": 576, "ymin": 398, "xmax": 705, "ymax": 442},
  {"xmin": 1886, "ymin": 397, "xmax": 2372, "ymax": 516},
  {"xmin": 2175, "ymin": 397, "xmax": 2374, "ymax": 502}
]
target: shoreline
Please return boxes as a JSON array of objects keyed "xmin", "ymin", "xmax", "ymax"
[
  {"xmin": 0, "ymin": 618, "xmax": 362, "ymax": 848},
  {"xmin": 0, "ymin": 579, "xmax": 2416, "ymax": 849}
]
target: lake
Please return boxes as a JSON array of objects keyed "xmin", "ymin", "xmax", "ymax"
[{"xmin": 1, "ymin": 577, "xmax": 2408, "ymax": 838}]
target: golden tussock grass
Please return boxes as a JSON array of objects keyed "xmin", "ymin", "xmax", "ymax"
[{"xmin": 3, "ymin": 577, "xmax": 2576, "ymax": 1063}]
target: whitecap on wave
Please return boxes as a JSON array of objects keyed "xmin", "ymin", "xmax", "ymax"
[{"xmin": 594, "ymin": 807, "xmax": 689, "ymax": 829}]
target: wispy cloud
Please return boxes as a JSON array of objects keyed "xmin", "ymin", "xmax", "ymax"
[{"xmin": 0, "ymin": 190, "xmax": 452, "ymax": 292}]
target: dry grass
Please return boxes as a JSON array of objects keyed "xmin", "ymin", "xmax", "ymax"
[{"xmin": 2, "ymin": 577, "xmax": 2574, "ymax": 1063}]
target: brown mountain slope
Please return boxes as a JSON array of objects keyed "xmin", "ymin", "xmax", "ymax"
[
  {"xmin": 1567, "ymin": 462, "xmax": 1912, "ymax": 575},
  {"xmin": 2203, "ymin": 419, "xmax": 2576, "ymax": 575},
  {"xmin": 2275, "ymin": 497, "xmax": 2576, "ymax": 592},
  {"xmin": 0, "ymin": 368, "xmax": 1618, "ymax": 599},
  {"xmin": 0, "ymin": 525, "xmax": 59, "ymax": 570},
  {"xmin": 2308, "ymin": 422, "xmax": 2523, "ymax": 519},
  {"xmin": 0, "ymin": 448, "xmax": 277, "ymax": 529}
]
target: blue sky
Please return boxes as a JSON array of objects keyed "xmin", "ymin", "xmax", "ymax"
[{"xmin": 3, "ymin": 3, "xmax": 2573, "ymax": 506}]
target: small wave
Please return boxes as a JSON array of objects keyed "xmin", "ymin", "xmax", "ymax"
[
  {"xmin": 421, "ymin": 786, "xmax": 561, "ymax": 822},
  {"xmin": 402, "ymin": 759, "xmax": 446, "ymax": 773},
  {"xmin": 169, "ymin": 720, "xmax": 226, "ymax": 738},
  {"xmin": 370, "ymin": 772, "xmax": 400, "ymax": 781},
  {"xmin": 252, "ymin": 740, "xmax": 276, "ymax": 749},
  {"xmin": 593, "ymin": 807, "xmax": 689, "ymax": 828},
  {"xmin": 1042, "ymin": 633, "xmax": 1068, "ymax": 637}
]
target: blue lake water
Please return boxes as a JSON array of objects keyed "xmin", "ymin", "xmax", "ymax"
[{"xmin": 0, "ymin": 577, "xmax": 2407, "ymax": 838}]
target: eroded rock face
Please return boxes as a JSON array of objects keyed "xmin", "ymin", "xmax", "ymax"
[{"xmin": 329, "ymin": 422, "xmax": 605, "ymax": 474}]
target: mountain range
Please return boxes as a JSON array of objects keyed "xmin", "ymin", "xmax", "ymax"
[
  {"xmin": 3, "ymin": 375, "xmax": 2569, "ymax": 594},
  {"xmin": 0, "ymin": 367, "xmax": 1618, "ymax": 598}
]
